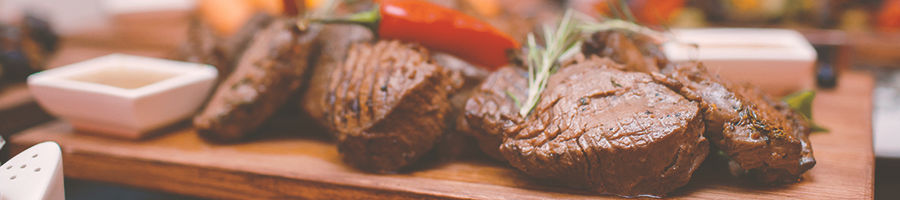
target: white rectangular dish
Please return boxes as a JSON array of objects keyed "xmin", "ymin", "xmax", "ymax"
[
  {"xmin": 663, "ymin": 28, "xmax": 817, "ymax": 96},
  {"xmin": 27, "ymin": 54, "xmax": 217, "ymax": 140}
]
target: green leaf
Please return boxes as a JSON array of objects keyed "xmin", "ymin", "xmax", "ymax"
[
  {"xmin": 811, "ymin": 123, "xmax": 830, "ymax": 132},
  {"xmin": 783, "ymin": 90, "xmax": 815, "ymax": 118},
  {"xmin": 782, "ymin": 90, "xmax": 829, "ymax": 133}
]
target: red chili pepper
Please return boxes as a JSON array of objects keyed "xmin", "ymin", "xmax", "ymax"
[{"xmin": 315, "ymin": 0, "xmax": 520, "ymax": 70}]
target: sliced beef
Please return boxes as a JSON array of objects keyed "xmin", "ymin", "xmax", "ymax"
[
  {"xmin": 193, "ymin": 19, "xmax": 319, "ymax": 142},
  {"xmin": 302, "ymin": 24, "xmax": 374, "ymax": 128},
  {"xmin": 657, "ymin": 62, "xmax": 815, "ymax": 183},
  {"xmin": 461, "ymin": 58, "xmax": 632, "ymax": 161},
  {"xmin": 432, "ymin": 52, "xmax": 489, "ymax": 84},
  {"xmin": 173, "ymin": 19, "xmax": 228, "ymax": 76},
  {"xmin": 174, "ymin": 13, "xmax": 273, "ymax": 82},
  {"xmin": 582, "ymin": 30, "xmax": 668, "ymax": 73},
  {"xmin": 433, "ymin": 52, "xmax": 488, "ymax": 115},
  {"xmin": 500, "ymin": 58, "xmax": 708, "ymax": 197},
  {"xmin": 458, "ymin": 66, "xmax": 528, "ymax": 160},
  {"xmin": 219, "ymin": 13, "xmax": 275, "ymax": 60},
  {"xmin": 303, "ymin": 38, "xmax": 461, "ymax": 173}
]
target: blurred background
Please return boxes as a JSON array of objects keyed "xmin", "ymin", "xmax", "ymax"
[{"xmin": 0, "ymin": 0, "xmax": 898, "ymax": 199}]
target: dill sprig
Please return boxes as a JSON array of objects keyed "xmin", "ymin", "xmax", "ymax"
[{"xmin": 518, "ymin": 10, "xmax": 582, "ymax": 117}]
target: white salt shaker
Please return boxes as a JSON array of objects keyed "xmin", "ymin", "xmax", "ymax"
[{"xmin": 0, "ymin": 141, "xmax": 65, "ymax": 200}]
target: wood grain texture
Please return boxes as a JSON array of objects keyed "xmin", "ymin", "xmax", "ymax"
[
  {"xmin": 0, "ymin": 83, "xmax": 54, "ymax": 138},
  {"xmin": 2, "ymin": 10, "xmax": 875, "ymax": 200},
  {"xmin": 8, "ymin": 71, "xmax": 875, "ymax": 199}
]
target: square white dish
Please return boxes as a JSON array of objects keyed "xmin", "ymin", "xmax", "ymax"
[
  {"xmin": 27, "ymin": 53, "xmax": 217, "ymax": 140},
  {"xmin": 663, "ymin": 28, "xmax": 817, "ymax": 96}
]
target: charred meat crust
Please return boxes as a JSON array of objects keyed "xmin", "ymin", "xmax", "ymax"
[
  {"xmin": 500, "ymin": 58, "xmax": 708, "ymax": 197},
  {"xmin": 581, "ymin": 30, "xmax": 668, "ymax": 74},
  {"xmin": 304, "ymin": 38, "xmax": 461, "ymax": 173},
  {"xmin": 461, "ymin": 57, "xmax": 652, "ymax": 161},
  {"xmin": 302, "ymin": 25, "xmax": 374, "ymax": 127},
  {"xmin": 459, "ymin": 66, "xmax": 528, "ymax": 160},
  {"xmin": 657, "ymin": 62, "xmax": 815, "ymax": 183},
  {"xmin": 193, "ymin": 19, "xmax": 319, "ymax": 142}
]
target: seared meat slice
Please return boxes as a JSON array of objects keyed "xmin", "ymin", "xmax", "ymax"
[
  {"xmin": 302, "ymin": 24, "xmax": 374, "ymax": 127},
  {"xmin": 303, "ymin": 39, "xmax": 461, "ymax": 173},
  {"xmin": 432, "ymin": 52, "xmax": 489, "ymax": 84},
  {"xmin": 193, "ymin": 19, "xmax": 319, "ymax": 142},
  {"xmin": 174, "ymin": 13, "xmax": 273, "ymax": 81},
  {"xmin": 501, "ymin": 58, "xmax": 708, "ymax": 197},
  {"xmin": 458, "ymin": 66, "xmax": 527, "ymax": 160},
  {"xmin": 173, "ymin": 19, "xmax": 228, "ymax": 76},
  {"xmin": 657, "ymin": 62, "xmax": 815, "ymax": 183},
  {"xmin": 461, "ymin": 58, "xmax": 631, "ymax": 161},
  {"xmin": 219, "ymin": 13, "xmax": 275, "ymax": 61},
  {"xmin": 581, "ymin": 30, "xmax": 668, "ymax": 73}
]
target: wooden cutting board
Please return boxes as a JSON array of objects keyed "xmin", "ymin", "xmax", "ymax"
[
  {"xmin": 4, "ymin": 10, "xmax": 875, "ymax": 199},
  {"xmin": 7, "ymin": 70, "xmax": 874, "ymax": 199}
]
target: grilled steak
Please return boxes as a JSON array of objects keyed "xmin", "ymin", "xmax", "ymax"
[
  {"xmin": 174, "ymin": 13, "xmax": 273, "ymax": 81},
  {"xmin": 458, "ymin": 66, "xmax": 527, "ymax": 160},
  {"xmin": 461, "ymin": 57, "xmax": 639, "ymax": 161},
  {"xmin": 220, "ymin": 13, "xmax": 275, "ymax": 61},
  {"xmin": 432, "ymin": 52, "xmax": 489, "ymax": 85},
  {"xmin": 303, "ymin": 38, "xmax": 462, "ymax": 173},
  {"xmin": 500, "ymin": 58, "xmax": 708, "ymax": 197},
  {"xmin": 193, "ymin": 19, "xmax": 319, "ymax": 142},
  {"xmin": 582, "ymin": 30, "xmax": 668, "ymax": 73},
  {"xmin": 174, "ymin": 18, "xmax": 226, "ymax": 71},
  {"xmin": 302, "ymin": 24, "xmax": 374, "ymax": 127},
  {"xmin": 657, "ymin": 62, "xmax": 815, "ymax": 183}
]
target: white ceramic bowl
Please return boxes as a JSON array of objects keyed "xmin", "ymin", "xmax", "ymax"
[
  {"xmin": 28, "ymin": 54, "xmax": 217, "ymax": 139},
  {"xmin": 663, "ymin": 28, "xmax": 817, "ymax": 96}
]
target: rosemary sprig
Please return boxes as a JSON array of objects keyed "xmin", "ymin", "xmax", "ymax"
[{"xmin": 518, "ymin": 10, "xmax": 582, "ymax": 117}]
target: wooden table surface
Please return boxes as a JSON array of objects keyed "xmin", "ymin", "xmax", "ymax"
[{"xmin": 4, "ymin": 11, "xmax": 877, "ymax": 199}]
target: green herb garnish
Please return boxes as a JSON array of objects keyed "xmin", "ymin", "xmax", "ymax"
[
  {"xmin": 611, "ymin": 79, "xmax": 622, "ymax": 87},
  {"xmin": 783, "ymin": 90, "xmax": 829, "ymax": 133},
  {"xmin": 518, "ymin": 9, "xmax": 583, "ymax": 117},
  {"xmin": 506, "ymin": 90, "xmax": 521, "ymax": 107}
]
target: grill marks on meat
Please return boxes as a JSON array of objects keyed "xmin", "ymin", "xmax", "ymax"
[
  {"xmin": 501, "ymin": 58, "xmax": 708, "ymax": 197},
  {"xmin": 582, "ymin": 30, "xmax": 669, "ymax": 73},
  {"xmin": 306, "ymin": 39, "xmax": 460, "ymax": 173},
  {"xmin": 658, "ymin": 62, "xmax": 815, "ymax": 183},
  {"xmin": 460, "ymin": 58, "xmax": 646, "ymax": 161},
  {"xmin": 302, "ymin": 25, "xmax": 374, "ymax": 125},
  {"xmin": 459, "ymin": 66, "xmax": 528, "ymax": 160},
  {"xmin": 193, "ymin": 19, "xmax": 319, "ymax": 142}
]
